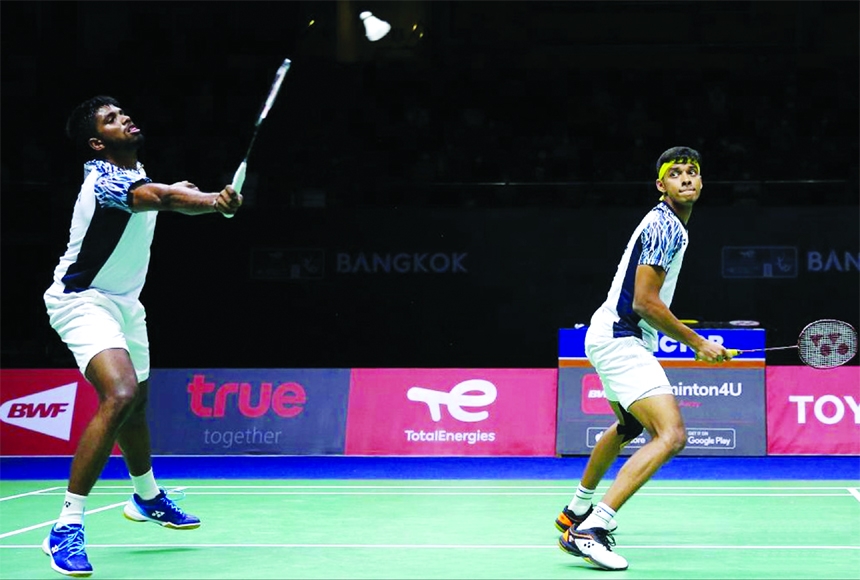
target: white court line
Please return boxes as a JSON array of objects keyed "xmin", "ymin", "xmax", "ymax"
[
  {"xmin": 0, "ymin": 488, "xmax": 188, "ymax": 540},
  {"xmin": 1, "ymin": 543, "xmax": 859, "ymax": 550},
  {"xmin": 0, "ymin": 501, "xmax": 130, "ymax": 540},
  {"xmin": 2, "ymin": 486, "xmax": 852, "ymax": 540},
  {"xmin": 29, "ymin": 490, "xmax": 853, "ymax": 497},
  {"xmin": 78, "ymin": 484, "xmax": 860, "ymax": 491},
  {"xmin": 0, "ymin": 487, "xmax": 62, "ymax": 502}
]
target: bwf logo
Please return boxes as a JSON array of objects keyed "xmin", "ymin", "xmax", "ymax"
[
  {"xmin": 0, "ymin": 382, "xmax": 78, "ymax": 440},
  {"xmin": 407, "ymin": 379, "xmax": 497, "ymax": 422},
  {"xmin": 581, "ymin": 374, "xmax": 613, "ymax": 415}
]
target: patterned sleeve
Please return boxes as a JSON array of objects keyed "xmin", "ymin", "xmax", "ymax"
[
  {"xmin": 93, "ymin": 171, "xmax": 152, "ymax": 212},
  {"xmin": 638, "ymin": 219, "xmax": 683, "ymax": 270}
]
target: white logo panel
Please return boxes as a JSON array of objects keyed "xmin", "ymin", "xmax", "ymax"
[
  {"xmin": 0, "ymin": 382, "xmax": 78, "ymax": 440},
  {"xmin": 407, "ymin": 379, "xmax": 497, "ymax": 422}
]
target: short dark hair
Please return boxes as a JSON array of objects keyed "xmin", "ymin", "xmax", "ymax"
[
  {"xmin": 656, "ymin": 146, "xmax": 701, "ymax": 177},
  {"xmin": 65, "ymin": 95, "xmax": 121, "ymax": 152}
]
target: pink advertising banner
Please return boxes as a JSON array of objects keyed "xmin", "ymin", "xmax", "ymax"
[
  {"xmin": 345, "ymin": 368, "xmax": 558, "ymax": 456},
  {"xmin": 0, "ymin": 369, "xmax": 120, "ymax": 456},
  {"xmin": 766, "ymin": 366, "xmax": 860, "ymax": 455}
]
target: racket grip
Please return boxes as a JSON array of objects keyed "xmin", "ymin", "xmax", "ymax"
[
  {"xmin": 695, "ymin": 348, "xmax": 741, "ymax": 361},
  {"xmin": 232, "ymin": 161, "xmax": 247, "ymax": 194},
  {"xmin": 222, "ymin": 161, "xmax": 247, "ymax": 219}
]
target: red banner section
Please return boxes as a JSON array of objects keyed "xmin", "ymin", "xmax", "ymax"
[
  {"xmin": 345, "ymin": 368, "xmax": 558, "ymax": 456},
  {"xmin": 0, "ymin": 369, "xmax": 120, "ymax": 456},
  {"xmin": 580, "ymin": 373, "xmax": 614, "ymax": 415},
  {"xmin": 766, "ymin": 366, "xmax": 860, "ymax": 455}
]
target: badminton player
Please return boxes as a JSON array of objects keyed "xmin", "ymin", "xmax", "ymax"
[
  {"xmin": 41, "ymin": 96, "xmax": 242, "ymax": 577},
  {"xmin": 555, "ymin": 146, "xmax": 731, "ymax": 570}
]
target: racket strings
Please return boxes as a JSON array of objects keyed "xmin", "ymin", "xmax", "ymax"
[{"xmin": 798, "ymin": 320, "xmax": 858, "ymax": 369}]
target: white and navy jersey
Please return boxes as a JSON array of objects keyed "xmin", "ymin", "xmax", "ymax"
[
  {"xmin": 589, "ymin": 201, "xmax": 689, "ymax": 351},
  {"xmin": 47, "ymin": 159, "xmax": 155, "ymax": 302}
]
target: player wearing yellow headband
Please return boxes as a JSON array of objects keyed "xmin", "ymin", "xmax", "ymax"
[
  {"xmin": 556, "ymin": 146, "xmax": 731, "ymax": 571},
  {"xmin": 654, "ymin": 146, "xmax": 702, "ymax": 220}
]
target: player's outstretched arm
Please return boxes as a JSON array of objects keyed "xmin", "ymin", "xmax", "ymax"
[{"xmin": 131, "ymin": 181, "xmax": 243, "ymax": 216}]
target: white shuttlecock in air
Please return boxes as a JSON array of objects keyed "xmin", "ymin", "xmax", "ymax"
[{"xmin": 360, "ymin": 11, "xmax": 391, "ymax": 42}]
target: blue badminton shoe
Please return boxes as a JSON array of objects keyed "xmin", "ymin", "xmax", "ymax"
[
  {"xmin": 123, "ymin": 488, "xmax": 201, "ymax": 529},
  {"xmin": 42, "ymin": 523, "xmax": 93, "ymax": 577}
]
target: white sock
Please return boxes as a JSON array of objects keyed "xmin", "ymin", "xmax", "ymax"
[
  {"xmin": 131, "ymin": 468, "xmax": 161, "ymax": 501},
  {"xmin": 56, "ymin": 491, "xmax": 87, "ymax": 527},
  {"xmin": 580, "ymin": 501, "xmax": 616, "ymax": 530},
  {"xmin": 567, "ymin": 484, "xmax": 595, "ymax": 516}
]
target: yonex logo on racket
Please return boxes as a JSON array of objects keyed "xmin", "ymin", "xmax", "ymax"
[{"xmin": 407, "ymin": 379, "xmax": 497, "ymax": 422}]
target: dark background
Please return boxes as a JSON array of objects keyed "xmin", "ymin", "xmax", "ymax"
[{"xmin": 2, "ymin": 1, "xmax": 858, "ymax": 370}]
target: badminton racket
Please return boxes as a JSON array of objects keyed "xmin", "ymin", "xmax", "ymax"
[
  {"xmin": 727, "ymin": 319, "xmax": 857, "ymax": 369},
  {"xmin": 223, "ymin": 57, "xmax": 291, "ymax": 218}
]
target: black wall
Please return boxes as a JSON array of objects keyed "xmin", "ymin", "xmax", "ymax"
[
  {"xmin": 5, "ymin": 200, "xmax": 857, "ymax": 369},
  {"xmin": 2, "ymin": 1, "xmax": 858, "ymax": 369}
]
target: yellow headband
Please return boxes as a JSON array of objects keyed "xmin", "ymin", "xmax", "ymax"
[{"xmin": 658, "ymin": 159, "xmax": 700, "ymax": 181}]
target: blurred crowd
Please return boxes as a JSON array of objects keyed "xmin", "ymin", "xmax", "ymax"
[
  {"xmin": 252, "ymin": 57, "xmax": 857, "ymax": 207},
  {"xmin": 3, "ymin": 5, "xmax": 857, "ymax": 210}
]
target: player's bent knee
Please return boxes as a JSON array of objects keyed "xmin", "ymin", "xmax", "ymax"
[
  {"xmin": 101, "ymin": 381, "xmax": 144, "ymax": 416},
  {"xmin": 663, "ymin": 426, "xmax": 687, "ymax": 455},
  {"xmin": 616, "ymin": 408, "xmax": 644, "ymax": 448}
]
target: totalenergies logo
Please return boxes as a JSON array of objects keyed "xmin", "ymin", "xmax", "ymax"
[
  {"xmin": 406, "ymin": 379, "xmax": 497, "ymax": 422},
  {"xmin": 187, "ymin": 375, "xmax": 306, "ymax": 418}
]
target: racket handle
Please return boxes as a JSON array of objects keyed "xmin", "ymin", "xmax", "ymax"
[
  {"xmin": 695, "ymin": 348, "xmax": 741, "ymax": 361},
  {"xmin": 232, "ymin": 160, "xmax": 247, "ymax": 193},
  {"xmin": 222, "ymin": 161, "xmax": 247, "ymax": 219}
]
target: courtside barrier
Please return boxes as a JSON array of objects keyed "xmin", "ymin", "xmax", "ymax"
[
  {"xmin": 766, "ymin": 366, "xmax": 860, "ymax": 455},
  {"xmin": 557, "ymin": 327, "xmax": 768, "ymax": 456},
  {"xmin": 147, "ymin": 369, "xmax": 351, "ymax": 454},
  {"xmin": 0, "ymin": 369, "xmax": 120, "ymax": 456},
  {"xmin": 3, "ymin": 362, "xmax": 857, "ymax": 457},
  {"xmin": 345, "ymin": 368, "xmax": 558, "ymax": 456}
]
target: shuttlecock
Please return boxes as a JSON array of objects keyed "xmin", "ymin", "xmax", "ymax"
[{"xmin": 360, "ymin": 11, "xmax": 391, "ymax": 42}]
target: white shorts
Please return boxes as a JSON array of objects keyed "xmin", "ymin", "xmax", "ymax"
[
  {"xmin": 43, "ymin": 287, "xmax": 150, "ymax": 383},
  {"xmin": 584, "ymin": 332, "xmax": 673, "ymax": 411}
]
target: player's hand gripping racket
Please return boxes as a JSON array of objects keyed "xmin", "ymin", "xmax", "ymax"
[
  {"xmin": 224, "ymin": 57, "xmax": 292, "ymax": 218},
  {"xmin": 727, "ymin": 319, "xmax": 857, "ymax": 369}
]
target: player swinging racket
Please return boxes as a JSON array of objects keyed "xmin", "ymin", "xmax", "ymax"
[
  {"xmin": 41, "ymin": 96, "xmax": 242, "ymax": 577},
  {"xmin": 555, "ymin": 146, "xmax": 732, "ymax": 571}
]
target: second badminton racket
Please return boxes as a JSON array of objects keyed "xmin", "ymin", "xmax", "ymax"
[{"xmin": 727, "ymin": 319, "xmax": 857, "ymax": 369}]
